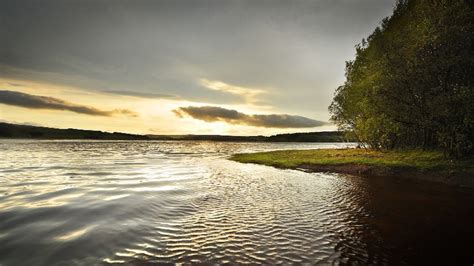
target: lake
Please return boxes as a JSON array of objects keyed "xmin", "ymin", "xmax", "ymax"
[{"xmin": 0, "ymin": 140, "xmax": 473, "ymax": 265}]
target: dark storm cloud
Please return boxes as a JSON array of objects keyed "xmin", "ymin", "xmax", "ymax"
[
  {"xmin": 0, "ymin": 90, "xmax": 137, "ymax": 117},
  {"xmin": 174, "ymin": 106, "xmax": 327, "ymax": 128},
  {"xmin": 0, "ymin": 0, "xmax": 395, "ymax": 114}
]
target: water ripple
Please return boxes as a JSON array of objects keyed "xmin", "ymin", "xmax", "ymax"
[{"xmin": 0, "ymin": 140, "xmax": 473, "ymax": 265}]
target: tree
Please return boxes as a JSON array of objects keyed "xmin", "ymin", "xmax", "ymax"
[{"xmin": 329, "ymin": 0, "xmax": 474, "ymax": 158}]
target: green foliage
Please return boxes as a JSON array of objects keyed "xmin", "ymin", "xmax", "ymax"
[
  {"xmin": 231, "ymin": 148, "xmax": 474, "ymax": 174},
  {"xmin": 329, "ymin": 0, "xmax": 474, "ymax": 158}
]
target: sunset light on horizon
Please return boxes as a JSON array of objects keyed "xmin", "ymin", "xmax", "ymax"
[{"xmin": 0, "ymin": 0, "xmax": 394, "ymax": 135}]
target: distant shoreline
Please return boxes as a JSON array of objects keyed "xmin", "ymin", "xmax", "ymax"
[
  {"xmin": 230, "ymin": 149, "xmax": 474, "ymax": 188},
  {"xmin": 0, "ymin": 122, "xmax": 352, "ymax": 142}
]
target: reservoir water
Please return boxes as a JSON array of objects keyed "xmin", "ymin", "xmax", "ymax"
[{"xmin": 0, "ymin": 140, "xmax": 473, "ymax": 265}]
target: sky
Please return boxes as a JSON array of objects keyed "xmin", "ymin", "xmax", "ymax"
[{"xmin": 0, "ymin": 0, "xmax": 395, "ymax": 135}]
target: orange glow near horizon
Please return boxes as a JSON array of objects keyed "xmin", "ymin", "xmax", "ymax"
[{"xmin": 0, "ymin": 78, "xmax": 336, "ymax": 135}]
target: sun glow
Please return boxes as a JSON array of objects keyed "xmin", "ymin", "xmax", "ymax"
[{"xmin": 0, "ymin": 77, "xmax": 334, "ymax": 135}]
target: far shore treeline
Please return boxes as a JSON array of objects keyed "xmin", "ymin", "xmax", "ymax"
[
  {"xmin": 0, "ymin": 122, "xmax": 350, "ymax": 142},
  {"xmin": 329, "ymin": 0, "xmax": 474, "ymax": 158}
]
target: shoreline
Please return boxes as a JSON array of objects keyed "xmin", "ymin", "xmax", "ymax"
[
  {"xmin": 295, "ymin": 163, "xmax": 473, "ymax": 188},
  {"xmin": 230, "ymin": 149, "xmax": 474, "ymax": 188}
]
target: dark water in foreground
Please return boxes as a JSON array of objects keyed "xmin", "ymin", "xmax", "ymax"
[{"xmin": 0, "ymin": 140, "xmax": 473, "ymax": 265}]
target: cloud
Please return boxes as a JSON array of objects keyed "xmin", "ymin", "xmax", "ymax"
[
  {"xmin": 8, "ymin": 83, "xmax": 24, "ymax": 87},
  {"xmin": 199, "ymin": 79, "xmax": 266, "ymax": 105},
  {"xmin": 173, "ymin": 106, "xmax": 327, "ymax": 128},
  {"xmin": 0, "ymin": 1, "xmax": 394, "ymax": 116},
  {"xmin": 104, "ymin": 90, "xmax": 178, "ymax": 99},
  {"xmin": 0, "ymin": 90, "xmax": 137, "ymax": 117}
]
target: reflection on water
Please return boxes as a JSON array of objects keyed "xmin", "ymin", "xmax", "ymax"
[{"xmin": 0, "ymin": 140, "xmax": 473, "ymax": 265}]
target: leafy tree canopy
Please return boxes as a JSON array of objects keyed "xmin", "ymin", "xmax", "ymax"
[{"xmin": 330, "ymin": 0, "xmax": 474, "ymax": 158}]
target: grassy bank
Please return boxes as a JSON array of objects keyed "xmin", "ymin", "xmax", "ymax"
[{"xmin": 230, "ymin": 149, "xmax": 474, "ymax": 186}]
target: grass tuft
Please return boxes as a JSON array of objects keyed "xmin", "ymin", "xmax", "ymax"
[{"xmin": 230, "ymin": 148, "xmax": 474, "ymax": 174}]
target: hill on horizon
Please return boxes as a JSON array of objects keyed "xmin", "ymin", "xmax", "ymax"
[{"xmin": 0, "ymin": 122, "xmax": 350, "ymax": 142}]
